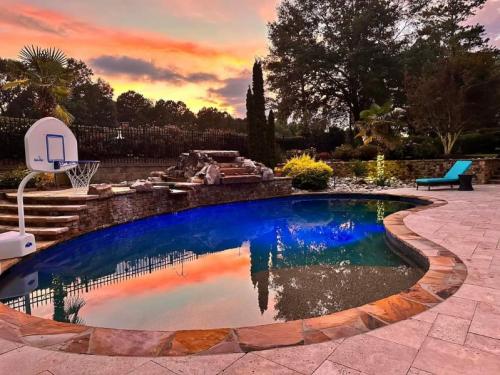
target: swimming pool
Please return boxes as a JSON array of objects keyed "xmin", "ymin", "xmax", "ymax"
[{"xmin": 0, "ymin": 195, "xmax": 423, "ymax": 331}]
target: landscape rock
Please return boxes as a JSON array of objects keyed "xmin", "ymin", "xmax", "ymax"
[
  {"xmin": 242, "ymin": 159, "xmax": 257, "ymax": 171},
  {"xmin": 261, "ymin": 167, "xmax": 274, "ymax": 181},
  {"xmin": 150, "ymin": 171, "xmax": 167, "ymax": 178},
  {"xmin": 204, "ymin": 164, "xmax": 221, "ymax": 185},
  {"xmin": 326, "ymin": 177, "xmax": 415, "ymax": 193},
  {"xmin": 147, "ymin": 176, "xmax": 163, "ymax": 183},
  {"xmin": 88, "ymin": 183, "xmax": 113, "ymax": 197},
  {"xmin": 131, "ymin": 180, "xmax": 154, "ymax": 192}
]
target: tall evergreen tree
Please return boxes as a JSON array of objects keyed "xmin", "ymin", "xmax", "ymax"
[
  {"xmin": 252, "ymin": 60, "xmax": 268, "ymax": 162},
  {"xmin": 267, "ymin": 110, "xmax": 276, "ymax": 167},
  {"xmin": 246, "ymin": 86, "xmax": 256, "ymax": 159}
]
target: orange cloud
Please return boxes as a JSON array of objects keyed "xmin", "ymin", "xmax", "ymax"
[{"xmin": 0, "ymin": 1, "xmax": 265, "ymax": 115}]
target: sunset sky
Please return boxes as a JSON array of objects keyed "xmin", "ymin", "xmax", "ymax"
[{"xmin": 1, "ymin": 0, "xmax": 499, "ymax": 117}]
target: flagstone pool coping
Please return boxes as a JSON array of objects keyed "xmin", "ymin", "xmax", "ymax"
[{"xmin": 0, "ymin": 192, "xmax": 466, "ymax": 358}]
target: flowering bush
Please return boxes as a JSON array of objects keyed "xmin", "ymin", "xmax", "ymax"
[{"xmin": 282, "ymin": 155, "xmax": 333, "ymax": 190}]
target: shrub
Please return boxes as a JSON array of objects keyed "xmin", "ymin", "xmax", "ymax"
[
  {"xmin": 351, "ymin": 160, "xmax": 368, "ymax": 178},
  {"xmin": 0, "ymin": 167, "xmax": 32, "ymax": 189},
  {"xmin": 332, "ymin": 144, "xmax": 355, "ymax": 161},
  {"xmin": 282, "ymin": 155, "xmax": 333, "ymax": 190},
  {"xmin": 456, "ymin": 132, "xmax": 500, "ymax": 154},
  {"xmin": 388, "ymin": 136, "xmax": 441, "ymax": 160},
  {"xmin": 353, "ymin": 144, "xmax": 378, "ymax": 161},
  {"xmin": 0, "ymin": 167, "xmax": 55, "ymax": 189}
]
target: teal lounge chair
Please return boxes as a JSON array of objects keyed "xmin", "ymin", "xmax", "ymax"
[{"xmin": 416, "ymin": 160, "xmax": 473, "ymax": 190}]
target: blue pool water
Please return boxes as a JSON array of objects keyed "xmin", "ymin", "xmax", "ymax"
[{"xmin": 0, "ymin": 196, "xmax": 423, "ymax": 330}]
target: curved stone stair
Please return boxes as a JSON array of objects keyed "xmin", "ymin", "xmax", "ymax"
[{"xmin": 0, "ymin": 191, "xmax": 90, "ymax": 241}]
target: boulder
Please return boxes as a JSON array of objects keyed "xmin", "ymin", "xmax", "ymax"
[
  {"xmin": 131, "ymin": 180, "xmax": 154, "ymax": 192},
  {"xmin": 150, "ymin": 171, "xmax": 167, "ymax": 178},
  {"xmin": 88, "ymin": 183, "xmax": 113, "ymax": 197},
  {"xmin": 242, "ymin": 159, "xmax": 257, "ymax": 172},
  {"xmin": 189, "ymin": 176, "xmax": 204, "ymax": 184},
  {"xmin": 204, "ymin": 164, "xmax": 221, "ymax": 185},
  {"xmin": 261, "ymin": 167, "xmax": 275, "ymax": 181}
]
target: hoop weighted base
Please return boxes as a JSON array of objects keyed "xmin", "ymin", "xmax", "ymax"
[
  {"xmin": 0, "ymin": 232, "xmax": 36, "ymax": 261},
  {"xmin": 0, "ymin": 172, "xmax": 38, "ymax": 261}
]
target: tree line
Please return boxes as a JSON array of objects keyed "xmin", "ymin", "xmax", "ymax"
[
  {"xmin": 266, "ymin": 0, "xmax": 500, "ymax": 155},
  {"xmin": 0, "ymin": 48, "xmax": 246, "ymax": 132}
]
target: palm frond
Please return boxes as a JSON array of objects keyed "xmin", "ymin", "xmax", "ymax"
[
  {"xmin": 53, "ymin": 104, "xmax": 74, "ymax": 125},
  {"xmin": 19, "ymin": 45, "xmax": 67, "ymax": 66},
  {"xmin": 2, "ymin": 79, "xmax": 30, "ymax": 90}
]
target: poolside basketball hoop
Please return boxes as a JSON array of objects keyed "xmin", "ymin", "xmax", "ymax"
[
  {"xmin": 64, "ymin": 160, "xmax": 100, "ymax": 194},
  {"xmin": 0, "ymin": 117, "xmax": 80, "ymax": 260}
]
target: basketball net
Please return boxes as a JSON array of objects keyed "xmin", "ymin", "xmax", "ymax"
[{"xmin": 64, "ymin": 161, "xmax": 100, "ymax": 194}]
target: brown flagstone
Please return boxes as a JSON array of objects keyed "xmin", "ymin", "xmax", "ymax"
[
  {"xmin": 88, "ymin": 328, "xmax": 175, "ymax": 357},
  {"xmin": 20, "ymin": 319, "xmax": 88, "ymax": 336},
  {"xmin": 236, "ymin": 321, "xmax": 304, "ymax": 352},
  {"xmin": 169, "ymin": 329, "xmax": 231, "ymax": 355},
  {"xmin": 304, "ymin": 308, "xmax": 361, "ymax": 331},
  {"xmin": 399, "ymin": 284, "xmax": 443, "ymax": 306},
  {"xmin": 58, "ymin": 330, "xmax": 92, "ymax": 354},
  {"xmin": 359, "ymin": 294, "xmax": 428, "ymax": 324}
]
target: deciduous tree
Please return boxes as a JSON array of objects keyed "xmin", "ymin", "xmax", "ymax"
[
  {"xmin": 116, "ymin": 90, "xmax": 153, "ymax": 126},
  {"xmin": 406, "ymin": 51, "xmax": 500, "ymax": 155},
  {"xmin": 266, "ymin": 0, "xmax": 405, "ymax": 136}
]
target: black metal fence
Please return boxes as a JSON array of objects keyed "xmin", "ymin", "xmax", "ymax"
[{"xmin": 0, "ymin": 117, "xmax": 249, "ymax": 161}]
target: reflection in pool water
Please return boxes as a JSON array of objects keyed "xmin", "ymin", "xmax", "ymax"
[{"xmin": 0, "ymin": 196, "xmax": 423, "ymax": 330}]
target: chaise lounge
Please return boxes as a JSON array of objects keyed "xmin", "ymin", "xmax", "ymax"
[{"xmin": 416, "ymin": 160, "xmax": 473, "ymax": 190}]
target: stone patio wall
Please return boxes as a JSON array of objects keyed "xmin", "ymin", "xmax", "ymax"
[
  {"xmin": 327, "ymin": 158, "xmax": 500, "ymax": 184},
  {"xmin": 78, "ymin": 178, "xmax": 293, "ymax": 234}
]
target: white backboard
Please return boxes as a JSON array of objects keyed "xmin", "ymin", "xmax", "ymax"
[{"xmin": 24, "ymin": 117, "xmax": 78, "ymax": 172}]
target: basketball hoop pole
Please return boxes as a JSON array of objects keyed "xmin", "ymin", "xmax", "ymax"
[{"xmin": 17, "ymin": 172, "xmax": 39, "ymax": 236}]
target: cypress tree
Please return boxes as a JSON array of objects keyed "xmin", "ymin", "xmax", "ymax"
[
  {"xmin": 252, "ymin": 60, "xmax": 267, "ymax": 163},
  {"xmin": 246, "ymin": 86, "xmax": 256, "ymax": 159},
  {"xmin": 267, "ymin": 110, "xmax": 276, "ymax": 167}
]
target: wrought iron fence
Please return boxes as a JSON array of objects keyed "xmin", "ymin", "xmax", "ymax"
[{"xmin": 0, "ymin": 117, "xmax": 249, "ymax": 161}]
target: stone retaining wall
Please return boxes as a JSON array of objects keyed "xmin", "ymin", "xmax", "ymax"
[
  {"xmin": 0, "ymin": 159, "xmax": 177, "ymax": 184},
  {"xmin": 328, "ymin": 158, "xmax": 500, "ymax": 184},
  {"xmin": 78, "ymin": 178, "xmax": 293, "ymax": 234},
  {"xmin": 92, "ymin": 160, "xmax": 177, "ymax": 183}
]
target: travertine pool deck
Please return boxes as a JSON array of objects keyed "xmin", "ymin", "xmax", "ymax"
[{"xmin": 1, "ymin": 186, "xmax": 500, "ymax": 374}]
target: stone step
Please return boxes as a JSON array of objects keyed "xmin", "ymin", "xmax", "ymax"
[
  {"xmin": 5, "ymin": 192, "xmax": 98, "ymax": 204},
  {"xmin": 221, "ymin": 175, "xmax": 262, "ymax": 184},
  {"xmin": 220, "ymin": 167, "xmax": 252, "ymax": 176},
  {"xmin": 0, "ymin": 225, "xmax": 69, "ymax": 238},
  {"xmin": 489, "ymin": 179, "xmax": 500, "ymax": 184},
  {"xmin": 0, "ymin": 203, "xmax": 87, "ymax": 214},
  {"xmin": 0, "ymin": 214, "xmax": 79, "ymax": 225}
]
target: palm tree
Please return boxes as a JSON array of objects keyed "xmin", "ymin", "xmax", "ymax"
[
  {"xmin": 355, "ymin": 101, "xmax": 404, "ymax": 151},
  {"xmin": 3, "ymin": 46, "xmax": 74, "ymax": 124}
]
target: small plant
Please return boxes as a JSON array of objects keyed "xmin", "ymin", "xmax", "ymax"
[
  {"xmin": 351, "ymin": 160, "xmax": 368, "ymax": 178},
  {"xmin": 367, "ymin": 154, "xmax": 389, "ymax": 186},
  {"xmin": 282, "ymin": 154, "xmax": 333, "ymax": 191}
]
